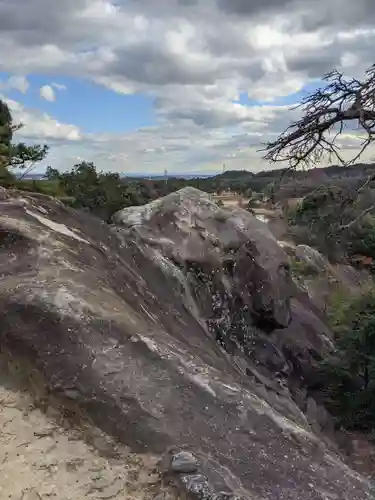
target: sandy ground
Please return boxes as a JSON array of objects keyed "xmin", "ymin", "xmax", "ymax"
[{"xmin": 0, "ymin": 358, "xmax": 163, "ymax": 500}]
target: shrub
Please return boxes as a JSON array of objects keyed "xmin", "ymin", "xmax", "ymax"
[
  {"xmin": 289, "ymin": 186, "xmax": 375, "ymax": 266},
  {"xmin": 320, "ymin": 289, "xmax": 375, "ymax": 430},
  {"xmin": 347, "ymin": 217, "xmax": 375, "ymax": 262},
  {"xmin": 289, "ymin": 256, "xmax": 319, "ymax": 277}
]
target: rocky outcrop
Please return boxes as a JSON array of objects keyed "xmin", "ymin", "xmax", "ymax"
[
  {"xmin": 0, "ymin": 186, "xmax": 371, "ymax": 499},
  {"xmin": 113, "ymin": 188, "xmax": 333, "ymax": 389},
  {"xmin": 282, "ymin": 240, "xmax": 372, "ymax": 312}
]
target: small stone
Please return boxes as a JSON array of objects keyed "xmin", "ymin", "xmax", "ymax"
[
  {"xmin": 180, "ymin": 473, "xmax": 210, "ymax": 497},
  {"xmin": 171, "ymin": 451, "xmax": 199, "ymax": 473}
]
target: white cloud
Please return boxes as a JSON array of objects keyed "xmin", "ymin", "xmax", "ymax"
[
  {"xmin": 51, "ymin": 82, "xmax": 67, "ymax": 91},
  {"xmin": 0, "ymin": 0, "xmax": 374, "ymax": 172},
  {"xmin": 40, "ymin": 84, "xmax": 55, "ymax": 102},
  {"xmin": 39, "ymin": 82, "xmax": 66, "ymax": 102},
  {"xmin": 0, "ymin": 75, "xmax": 29, "ymax": 93},
  {"xmin": 4, "ymin": 96, "xmax": 81, "ymax": 142}
]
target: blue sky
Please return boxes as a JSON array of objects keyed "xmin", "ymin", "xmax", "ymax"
[
  {"xmin": 2, "ymin": 73, "xmax": 156, "ymax": 134},
  {"xmin": 0, "ymin": 0, "xmax": 373, "ymax": 174}
]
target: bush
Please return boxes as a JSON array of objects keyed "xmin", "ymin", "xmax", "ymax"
[
  {"xmin": 347, "ymin": 217, "xmax": 375, "ymax": 261},
  {"xmin": 289, "ymin": 256, "xmax": 319, "ymax": 277},
  {"xmin": 289, "ymin": 185, "xmax": 375, "ymax": 266},
  {"xmin": 320, "ymin": 289, "xmax": 375, "ymax": 430}
]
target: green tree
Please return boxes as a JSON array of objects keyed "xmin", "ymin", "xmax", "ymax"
[
  {"xmin": 0, "ymin": 99, "xmax": 17, "ymax": 167},
  {"xmin": 12, "ymin": 143, "xmax": 49, "ymax": 178},
  {"xmin": 54, "ymin": 161, "xmax": 151, "ymax": 222},
  {"xmin": 0, "ymin": 99, "xmax": 48, "ymax": 184},
  {"xmin": 321, "ymin": 291, "xmax": 375, "ymax": 430},
  {"xmin": 289, "ymin": 185, "xmax": 375, "ymax": 263},
  {"xmin": 45, "ymin": 165, "xmax": 61, "ymax": 181}
]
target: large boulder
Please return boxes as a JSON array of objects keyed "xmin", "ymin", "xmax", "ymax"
[
  {"xmin": 113, "ymin": 188, "xmax": 292, "ymax": 331},
  {"xmin": 0, "ymin": 187, "xmax": 371, "ymax": 499},
  {"xmin": 113, "ymin": 188, "xmax": 332, "ymax": 385}
]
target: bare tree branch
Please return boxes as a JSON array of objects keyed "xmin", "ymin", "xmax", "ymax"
[{"xmin": 260, "ymin": 65, "xmax": 375, "ymax": 169}]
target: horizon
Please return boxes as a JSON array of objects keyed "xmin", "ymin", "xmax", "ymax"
[
  {"xmin": 1, "ymin": 1, "xmax": 374, "ymax": 175},
  {"xmin": 22, "ymin": 161, "xmax": 375, "ymax": 182}
]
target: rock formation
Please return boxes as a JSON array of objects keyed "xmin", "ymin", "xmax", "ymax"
[
  {"xmin": 0, "ymin": 186, "xmax": 371, "ymax": 499},
  {"xmin": 282, "ymin": 239, "xmax": 373, "ymax": 312}
]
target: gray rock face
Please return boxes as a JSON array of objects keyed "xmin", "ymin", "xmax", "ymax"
[{"xmin": 0, "ymin": 187, "xmax": 371, "ymax": 499}]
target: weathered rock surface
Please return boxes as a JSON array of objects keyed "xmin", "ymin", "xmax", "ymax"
[{"xmin": 0, "ymin": 187, "xmax": 371, "ymax": 499}]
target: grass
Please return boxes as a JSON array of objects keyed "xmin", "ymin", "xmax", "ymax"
[{"xmin": 12, "ymin": 179, "xmax": 66, "ymax": 196}]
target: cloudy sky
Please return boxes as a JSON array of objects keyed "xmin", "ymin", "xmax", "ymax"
[{"xmin": 0, "ymin": 0, "xmax": 374, "ymax": 175}]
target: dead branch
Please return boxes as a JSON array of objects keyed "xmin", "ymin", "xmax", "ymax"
[{"xmin": 261, "ymin": 65, "xmax": 375, "ymax": 169}]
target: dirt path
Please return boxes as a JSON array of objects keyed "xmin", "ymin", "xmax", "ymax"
[{"xmin": 0, "ymin": 358, "xmax": 163, "ymax": 500}]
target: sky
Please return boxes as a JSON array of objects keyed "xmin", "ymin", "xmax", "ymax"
[{"xmin": 0, "ymin": 0, "xmax": 374, "ymax": 175}]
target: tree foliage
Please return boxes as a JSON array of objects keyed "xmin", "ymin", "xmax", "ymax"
[
  {"xmin": 289, "ymin": 185, "xmax": 375, "ymax": 263},
  {"xmin": 0, "ymin": 99, "xmax": 48, "ymax": 181},
  {"xmin": 11, "ymin": 143, "xmax": 49, "ymax": 177},
  {"xmin": 49, "ymin": 162, "xmax": 155, "ymax": 222},
  {"xmin": 0, "ymin": 99, "xmax": 18, "ymax": 165},
  {"xmin": 321, "ymin": 291, "xmax": 375, "ymax": 430}
]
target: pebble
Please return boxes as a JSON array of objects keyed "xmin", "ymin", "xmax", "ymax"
[{"xmin": 171, "ymin": 451, "xmax": 199, "ymax": 473}]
